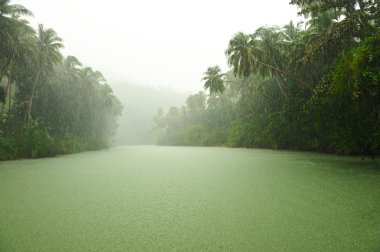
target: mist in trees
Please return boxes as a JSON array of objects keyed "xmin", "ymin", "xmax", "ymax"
[
  {"xmin": 1, "ymin": 0, "xmax": 379, "ymax": 159},
  {"xmin": 111, "ymin": 82, "xmax": 187, "ymax": 145}
]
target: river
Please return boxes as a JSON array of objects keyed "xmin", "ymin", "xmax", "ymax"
[{"xmin": 0, "ymin": 146, "xmax": 379, "ymax": 251}]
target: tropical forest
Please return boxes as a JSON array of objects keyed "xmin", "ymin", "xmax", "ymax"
[
  {"xmin": 0, "ymin": 1, "xmax": 123, "ymax": 160},
  {"xmin": 154, "ymin": 0, "xmax": 380, "ymax": 156},
  {"xmin": 0, "ymin": 0, "xmax": 379, "ymax": 251}
]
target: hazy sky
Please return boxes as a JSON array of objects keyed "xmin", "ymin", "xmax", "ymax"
[{"xmin": 17, "ymin": 0, "xmax": 301, "ymax": 92}]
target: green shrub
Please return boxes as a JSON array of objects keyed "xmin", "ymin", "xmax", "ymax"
[
  {"xmin": 20, "ymin": 122, "xmax": 57, "ymax": 158},
  {"xmin": 0, "ymin": 136, "xmax": 18, "ymax": 160}
]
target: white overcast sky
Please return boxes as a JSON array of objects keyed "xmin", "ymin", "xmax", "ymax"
[{"xmin": 16, "ymin": 0, "xmax": 301, "ymax": 92}]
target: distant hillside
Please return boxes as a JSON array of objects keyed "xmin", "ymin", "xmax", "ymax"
[{"xmin": 110, "ymin": 82, "xmax": 188, "ymax": 145}]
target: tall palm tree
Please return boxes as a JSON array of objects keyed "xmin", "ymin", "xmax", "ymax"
[
  {"xmin": 253, "ymin": 26, "xmax": 288, "ymax": 97},
  {"xmin": 0, "ymin": 0, "xmax": 33, "ymax": 83},
  {"xmin": 202, "ymin": 65, "xmax": 225, "ymax": 94},
  {"xmin": 0, "ymin": 0, "xmax": 33, "ymax": 44},
  {"xmin": 225, "ymin": 32, "xmax": 311, "ymax": 92},
  {"xmin": 0, "ymin": 16, "xmax": 35, "ymax": 120},
  {"xmin": 75, "ymin": 67, "xmax": 108, "ymax": 139},
  {"xmin": 64, "ymin": 56, "xmax": 82, "ymax": 78},
  {"xmin": 24, "ymin": 24, "xmax": 63, "ymax": 124},
  {"xmin": 225, "ymin": 32, "xmax": 257, "ymax": 79},
  {"xmin": 0, "ymin": 0, "xmax": 32, "ymax": 19}
]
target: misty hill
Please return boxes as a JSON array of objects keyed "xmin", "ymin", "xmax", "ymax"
[{"xmin": 111, "ymin": 82, "xmax": 188, "ymax": 145}]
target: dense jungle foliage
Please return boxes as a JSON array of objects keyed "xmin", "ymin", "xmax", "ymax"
[
  {"xmin": 155, "ymin": 0, "xmax": 380, "ymax": 155},
  {"xmin": 0, "ymin": 1, "xmax": 123, "ymax": 160}
]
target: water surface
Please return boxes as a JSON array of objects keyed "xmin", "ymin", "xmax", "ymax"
[{"xmin": 0, "ymin": 146, "xmax": 379, "ymax": 251}]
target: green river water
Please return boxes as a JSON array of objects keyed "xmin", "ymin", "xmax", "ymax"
[{"xmin": 0, "ymin": 146, "xmax": 379, "ymax": 251}]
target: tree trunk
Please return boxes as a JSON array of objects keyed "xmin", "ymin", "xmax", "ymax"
[
  {"xmin": 273, "ymin": 61, "xmax": 289, "ymax": 99},
  {"xmin": 275, "ymin": 76, "xmax": 288, "ymax": 99},
  {"xmin": 24, "ymin": 66, "xmax": 42, "ymax": 125},
  {"xmin": 0, "ymin": 78, "xmax": 10, "ymax": 119},
  {"xmin": 0, "ymin": 57, "xmax": 12, "ymax": 84},
  {"xmin": 8, "ymin": 80, "xmax": 12, "ymax": 111},
  {"xmin": 0, "ymin": 57, "xmax": 13, "ymax": 120},
  {"xmin": 253, "ymin": 56, "xmax": 313, "ymax": 91}
]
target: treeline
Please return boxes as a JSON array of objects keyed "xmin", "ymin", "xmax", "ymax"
[
  {"xmin": 0, "ymin": 1, "xmax": 123, "ymax": 160},
  {"xmin": 154, "ymin": 0, "xmax": 380, "ymax": 155}
]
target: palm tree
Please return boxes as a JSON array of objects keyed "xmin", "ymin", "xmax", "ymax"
[
  {"xmin": 0, "ymin": 13, "xmax": 35, "ymax": 120},
  {"xmin": 75, "ymin": 66, "xmax": 109, "ymax": 139},
  {"xmin": 225, "ymin": 32, "xmax": 257, "ymax": 79},
  {"xmin": 64, "ymin": 56, "xmax": 82, "ymax": 78},
  {"xmin": 253, "ymin": 26, "xmax": 288, "ymax": 97},
  {"xmin": 0, "ymin": 0, "xmax": 32, "ymax": 19},
  {"xmin": 202, "ymin": 65, "xmax": 225, "ymax": 94},
  {"xmin": 0, "ymin": 0, "xmax": 33, "ymax": 83},
  {"xmin": 0, "ymin": 0, "xmax": 33, "ymax": 81},
  {"xmin": 24, "ymin": 24, "xmax": 63, "ymax": 124},
  {"xmin": 225, "ymin": 31, "xmax": 312, "ymax": 92}
]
